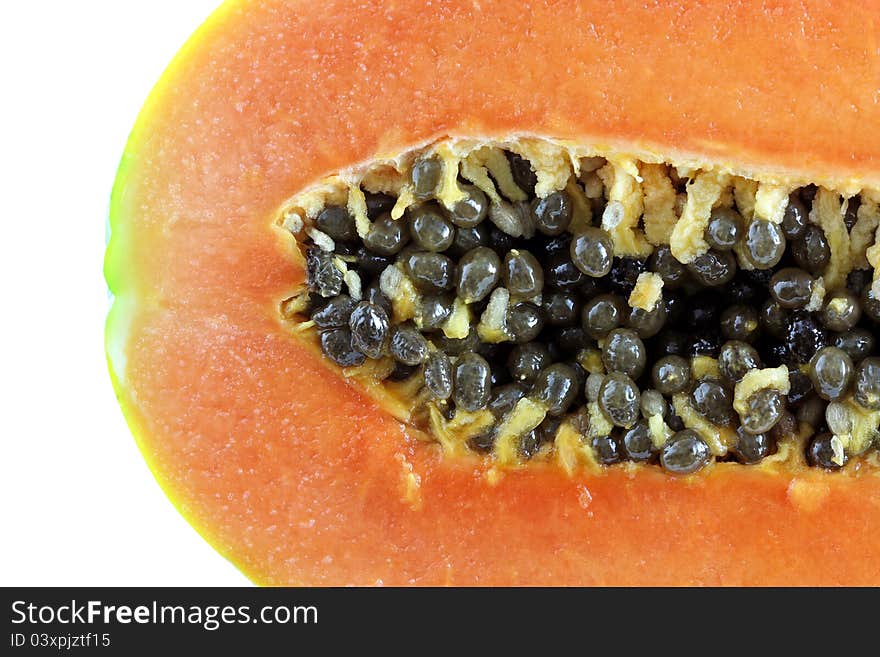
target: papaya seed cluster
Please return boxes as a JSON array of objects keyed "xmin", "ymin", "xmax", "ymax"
[{"xmin": 281, "ymin": 140, "xmax": 880, "ymax": 474}]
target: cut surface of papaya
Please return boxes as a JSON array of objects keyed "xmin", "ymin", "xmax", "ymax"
[{"xmin": 106, "ymin": 0, "xmax": 880, "ymax": 585}]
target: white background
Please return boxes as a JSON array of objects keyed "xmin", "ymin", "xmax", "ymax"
[{"xmin": 1, "ymin": 1, "xmax": 249, "ymax": 585}]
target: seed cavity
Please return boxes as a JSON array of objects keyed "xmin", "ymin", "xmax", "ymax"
[{"xmin": 279, "ymin": 137, "xmax": 880, "ymax": 475}]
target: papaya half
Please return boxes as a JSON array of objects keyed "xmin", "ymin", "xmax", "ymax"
[{"xmin": 105, "ymin": 0, "xmax": 880, "ymax": 585}]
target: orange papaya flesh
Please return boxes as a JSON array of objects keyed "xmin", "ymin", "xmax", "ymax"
[{"xmin": 106, "ymin": 0, "xmax": 880, "ymax": 585}]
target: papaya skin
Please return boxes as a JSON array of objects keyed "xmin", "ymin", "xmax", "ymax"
[{"xmin": 105, "ymin": 0, "xmax": 880, "ymax": 585}]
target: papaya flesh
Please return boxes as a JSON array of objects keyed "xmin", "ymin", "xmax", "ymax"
[{"xmin": 105, "ymin": 0, "xmax": 880, "ymax": 585}]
